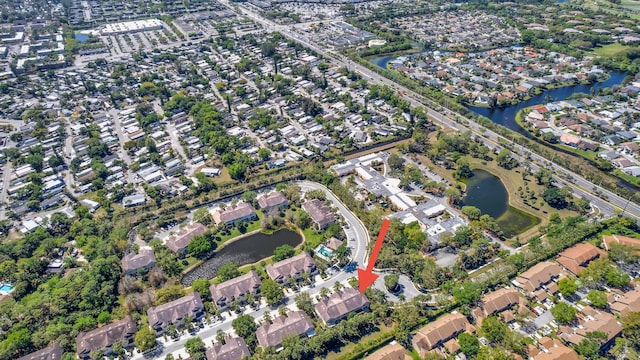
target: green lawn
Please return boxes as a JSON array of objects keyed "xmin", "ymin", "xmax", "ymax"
[
  {"xmin": 621, "ymin": 0, "xmax": 640, "ymax": 10},
  {"xmin": 594, "ymin": 43, "xmax": 633, "ymax": 57},
  {"xmin": 302, "ymin": 227, "xmax": 325, "ymax": 250}
]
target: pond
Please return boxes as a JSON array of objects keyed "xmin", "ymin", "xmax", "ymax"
[
  {"xmin": 74, "ymin": 33, "xmax": 89, "ymax": 43},
  {"xmin": 181, "ymin": 228, "xmax": 303, "ymax": 286},
  {"xmin": 468, "ymin": 71, "xmax": 627, "ymax": 135},
  {"xmin": 461, "ymin": 169, "xmax": 540, "ymax": 238}
]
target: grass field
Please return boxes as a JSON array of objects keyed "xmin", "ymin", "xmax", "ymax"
[
  {"xmin": 594, "ymin": 43, "xmax": 634, "ymax": 57},
  {"xmin": 621, "ymin": 0, "xmax": 640, "ymax": 10}
]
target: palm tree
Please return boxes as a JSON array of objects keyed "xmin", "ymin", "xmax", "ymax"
[
  {"xmin": 333, "ymin": 281, "xmax": 344, "ymax": 293},
  {"xmin": 216, "ymin": 329, "xmax": 226, "ymax": 344},
  {"xmin": 301, "ymin": 271, "xmax": 311, "ymax": 285},
  {"xmin": 334, "ymin": 244, "xmax": 351, "ymax": 266},
  {"xmin": 319, "ymin": 287, "xmax": 331, "ymax": 299},
  {"xmin": 263, "ymin": 312, "xmax": 272, "ymax": 324},
  {"xmin": 278, "ymin": 305, "xmax": 288, "ymax": 317}
]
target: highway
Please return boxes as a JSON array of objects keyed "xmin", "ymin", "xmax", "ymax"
[{"xmin": 221, "ymin": 0, "xmax": 640, "ymax": 222}]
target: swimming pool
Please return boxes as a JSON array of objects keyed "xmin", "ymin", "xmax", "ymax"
[
  {"xmin": 318, "ymin": 246, "xmax": 333, "ymax": 258},
  {"xmin": 0, "ymin": 284, "xmax": 13, "ymax": 293}
]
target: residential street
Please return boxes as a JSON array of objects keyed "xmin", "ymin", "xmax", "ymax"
[{"xmin": 132, "ymin": 180, "xmax": 424, "ymax": 359}]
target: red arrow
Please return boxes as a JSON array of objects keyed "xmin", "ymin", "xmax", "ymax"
[{"xmin": 357, "ymin": 218, "xmax": 390, "ymax": 293}]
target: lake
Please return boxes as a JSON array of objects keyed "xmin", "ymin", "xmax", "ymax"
[
  {"xmin": 462, "ymin": 169, "xmax": 539, "ymax": 238},
  {"xmin": 181, "ymin": 228, "xmax": 303, "ymax": 286},
  {"xmin": 468, "ymin": 71, "xmax": 627, "ymax": 135}
]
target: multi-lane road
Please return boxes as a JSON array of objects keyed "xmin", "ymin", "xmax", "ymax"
[{"xmin": 221, "ymin": 0, "xmax": 640, "ymax": 222}]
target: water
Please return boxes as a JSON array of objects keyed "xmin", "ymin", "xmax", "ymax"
[
  {"xmin": 468, "ymin": 71, "xmax": 627, "ymax": 135},
  {"xmin": 74, "ymin": 33, "xmax": 89, "ymax": 43},
  {"xmin": 181, "ymin": 228, "xmax": 302, "ymax": 286},
  {"xmin": 0, "ymin": 284, "xmax": 13, "ymax": 293},
  {"xmin": 462, "ymin": 169, "xmax": 539, "ymax": 238},
  {"xmin": 318, "ymin": 246, "xmax": 333, "ymax": 258},
  {"xmin": 369, "ymin": 55, "xmax": 399, "ymax": 69}
]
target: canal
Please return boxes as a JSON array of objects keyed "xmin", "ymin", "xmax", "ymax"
[
  {"xmin": 181, "ymin": 228, "xmax": 303, "ymax": 286},
  {"xmin": 462, "ymin": 169, "xmax": 540, "ymax": 238},
  {"xmin": 468, "ymin": 71, "xmax": 627, "ymax": 135},
  {"xmin": 368, "ymin": 52, "xmax": 627, "ymax": 136}
]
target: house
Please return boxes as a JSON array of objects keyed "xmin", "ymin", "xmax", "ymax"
[
  {"xmin": 205, "ymin": 336, "xmax": 251, "ymax": 360},
  {"xmin": 599, "ymin": 150, "xmax": 620, "ymax": 161},
  {"xmin": 610, "ymin": 289, "xmax": 640, "ymax": 315},
  {"xmin": 209, "ymin": 270, "xmax": 261, "ymax": 310},
  {"xmin": 620, "ymin": 142, "xmax": 640, "ymax": 155},
  {"xmin": 559, "ymin": 133, "xmax": 580, "ymax": 147},
  {"xmin": 211, "ymin": 202, "xmax": 257, "ymax": 226},
  {"xmin": 559, "ymin": 307, "xmax": 621, "ymax": 350},
  {"xmin": 556, "ymin": 243, "xmax": 604, "ymax": 275},
  {"xmin": 257, "ymin": 191, "xmax": 288, "ymax": 212},
  {"xmin": 514, "ymin": 261, "xmax": 562, "ymax": 295},
  {"xmin": 256, "ymin": 311, "xmax": 315, "ymax": 349},
  {"xmin": 76, "ymin": 316, "xmax": 136, "ymax": 359},
  {"xmin": 80, "ymin": 199, "xmax": 101, "ymax": 213},
  {"xmin": 364, "ymin": 341, "xmax": 411, "ymax": 360},
  {"xmin": 532, "ymin": 337, "xmax": 579, "ymax": 360},
  {"xmin": 266, "ymin": 252, "xmax": 317, "ymax": 283},
  {"xmin": 602, "ymin": 234, "xmax": 640, "ymax": 250},
  {"xmin": 302, "ymin": 198, "xmax": 336, "ymax": 229},
  {"xmin": 165, "ymin": 223, "xmax": 208, "ymax": 255},
  {"xmin": 325, "ymin": 237, "xmax": 344, "ymax": 252},
  {"xmin": 147, "ymin": 293, "xmax": 204, "ymax": 333},
  {"xmin": 17, "ymin": 342, "xmax": 63, "ymax": 360},
  {"xmin": 122, "ymin": 248, "xmax": 156, "ymax": 276},
  {"xmin": 479, "ymin": 288, "xmax": 521, "ymax": 317},
  {"xmin": 412, "ymin": 313, "xmax": 471, "ymax": 357},
  {"xmin": 314, "ymin": 287, "xmax": 369, "ymax": 325},
  {"xmin": 122, "ymin": 193, "xmax": 146, "ymax": 207}
]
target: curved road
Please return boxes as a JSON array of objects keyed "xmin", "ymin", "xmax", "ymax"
[
  {"xmin": 297, "ymin": 181, "xmax": 423, "ymax": 300},
  {"xmin": 131, "ymin": 181, "xmax": 421, "ymax": 359}
]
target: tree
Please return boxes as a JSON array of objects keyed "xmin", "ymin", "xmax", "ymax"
[
  {"xmin": 193, "ymin": 207, "xmax": 213, "ymax": 225},
  {"xmin": 334, "ymin": 243, "xmax": 351, "ymax": 266},
  {"xmin": 558, "ymin": 278, "xmax": 578, "ymax": 297},
  {"xmin": 258, "ymin": 148, "xmax": 271, "ymax": 161},
  {"xmin": 294, "ymin": 292, "xmax": 315, "ymax": 319},
  {"xmin": 606, "ymin": 266, "xmax": 630, "ymax": 288},
  {"xmin": 452, "ymin": 281, "xmax": 481, "ymax": 305},
  {"xmin": 453, "ymin": 157, "xmax": 472, "ymax": 179},
  {"xmin": 387, "ymin": 153, "xmax": 404, "ymax": 171},
  {"xmin": 461, "ymin": 206, "xmax": 482, "ymax": 220},
  {"xmin": 384, "ymin": 274, "xmax": 400, "ymax": 292},
  {"xmin": 261, "ymin": 278, "xmax": 284, "ymax": 305},
  {"xmin": 551, "ymin": 303, "xmax": 577, "ymax": 324},
  {"xmin": 192, "ymin": 279, "xmax": 211, "ymax": 302},
  {"xmin": 155, "ymin": 285, "xmax": 186, "ymax": 305},
  {"xmin": 134, "ymin": 327, "xmax": 157, "ymax": 352},
  {"xmin": 185, "ymin": 337, "xmax": 206, "ymax": 357},
  {"xmin": 228, "ymin": 163, "xmax": 247, "ymax": 180},
  {"xmin": 621, "ymin": 311, "xmax": 640, "ymax": 351},
  {"xmin": 232, "ymin": 314, "xmax": 257, "ymax": 339},
  {"xmin": 543, "ymin": 187, "xmax": 568, "ymax": 208},
  {"xmin": 481, "ymin": 316, "xmax": 507, "ymax": 343},
  {"xmin": 50, "ymin": 212, "xmax": 72, "ymax": 235},
  {"xmin": 496, "ymin": 149, "xmax": 517, "ymax": 169},
  {"xmin": 187, "ymin": 235, "xmax": 212, "ymax": 258},
  {"xmin": 586, "ymin": 290, "xmax": 608, "ymax": 309},
  {"xmin": 574, "ymin": 337, "xmax": 600, "ymax": 359},
  {"xmin": 217, "ymin": 262, "xmax": 241, "ymax": 281},
  {"xmin": 458, "ymin": 332, "xmax": 480, "ymax": 357},
  {"xmin": 273, "ymin": 244, "xmax": 295, "ymax": 261}
]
